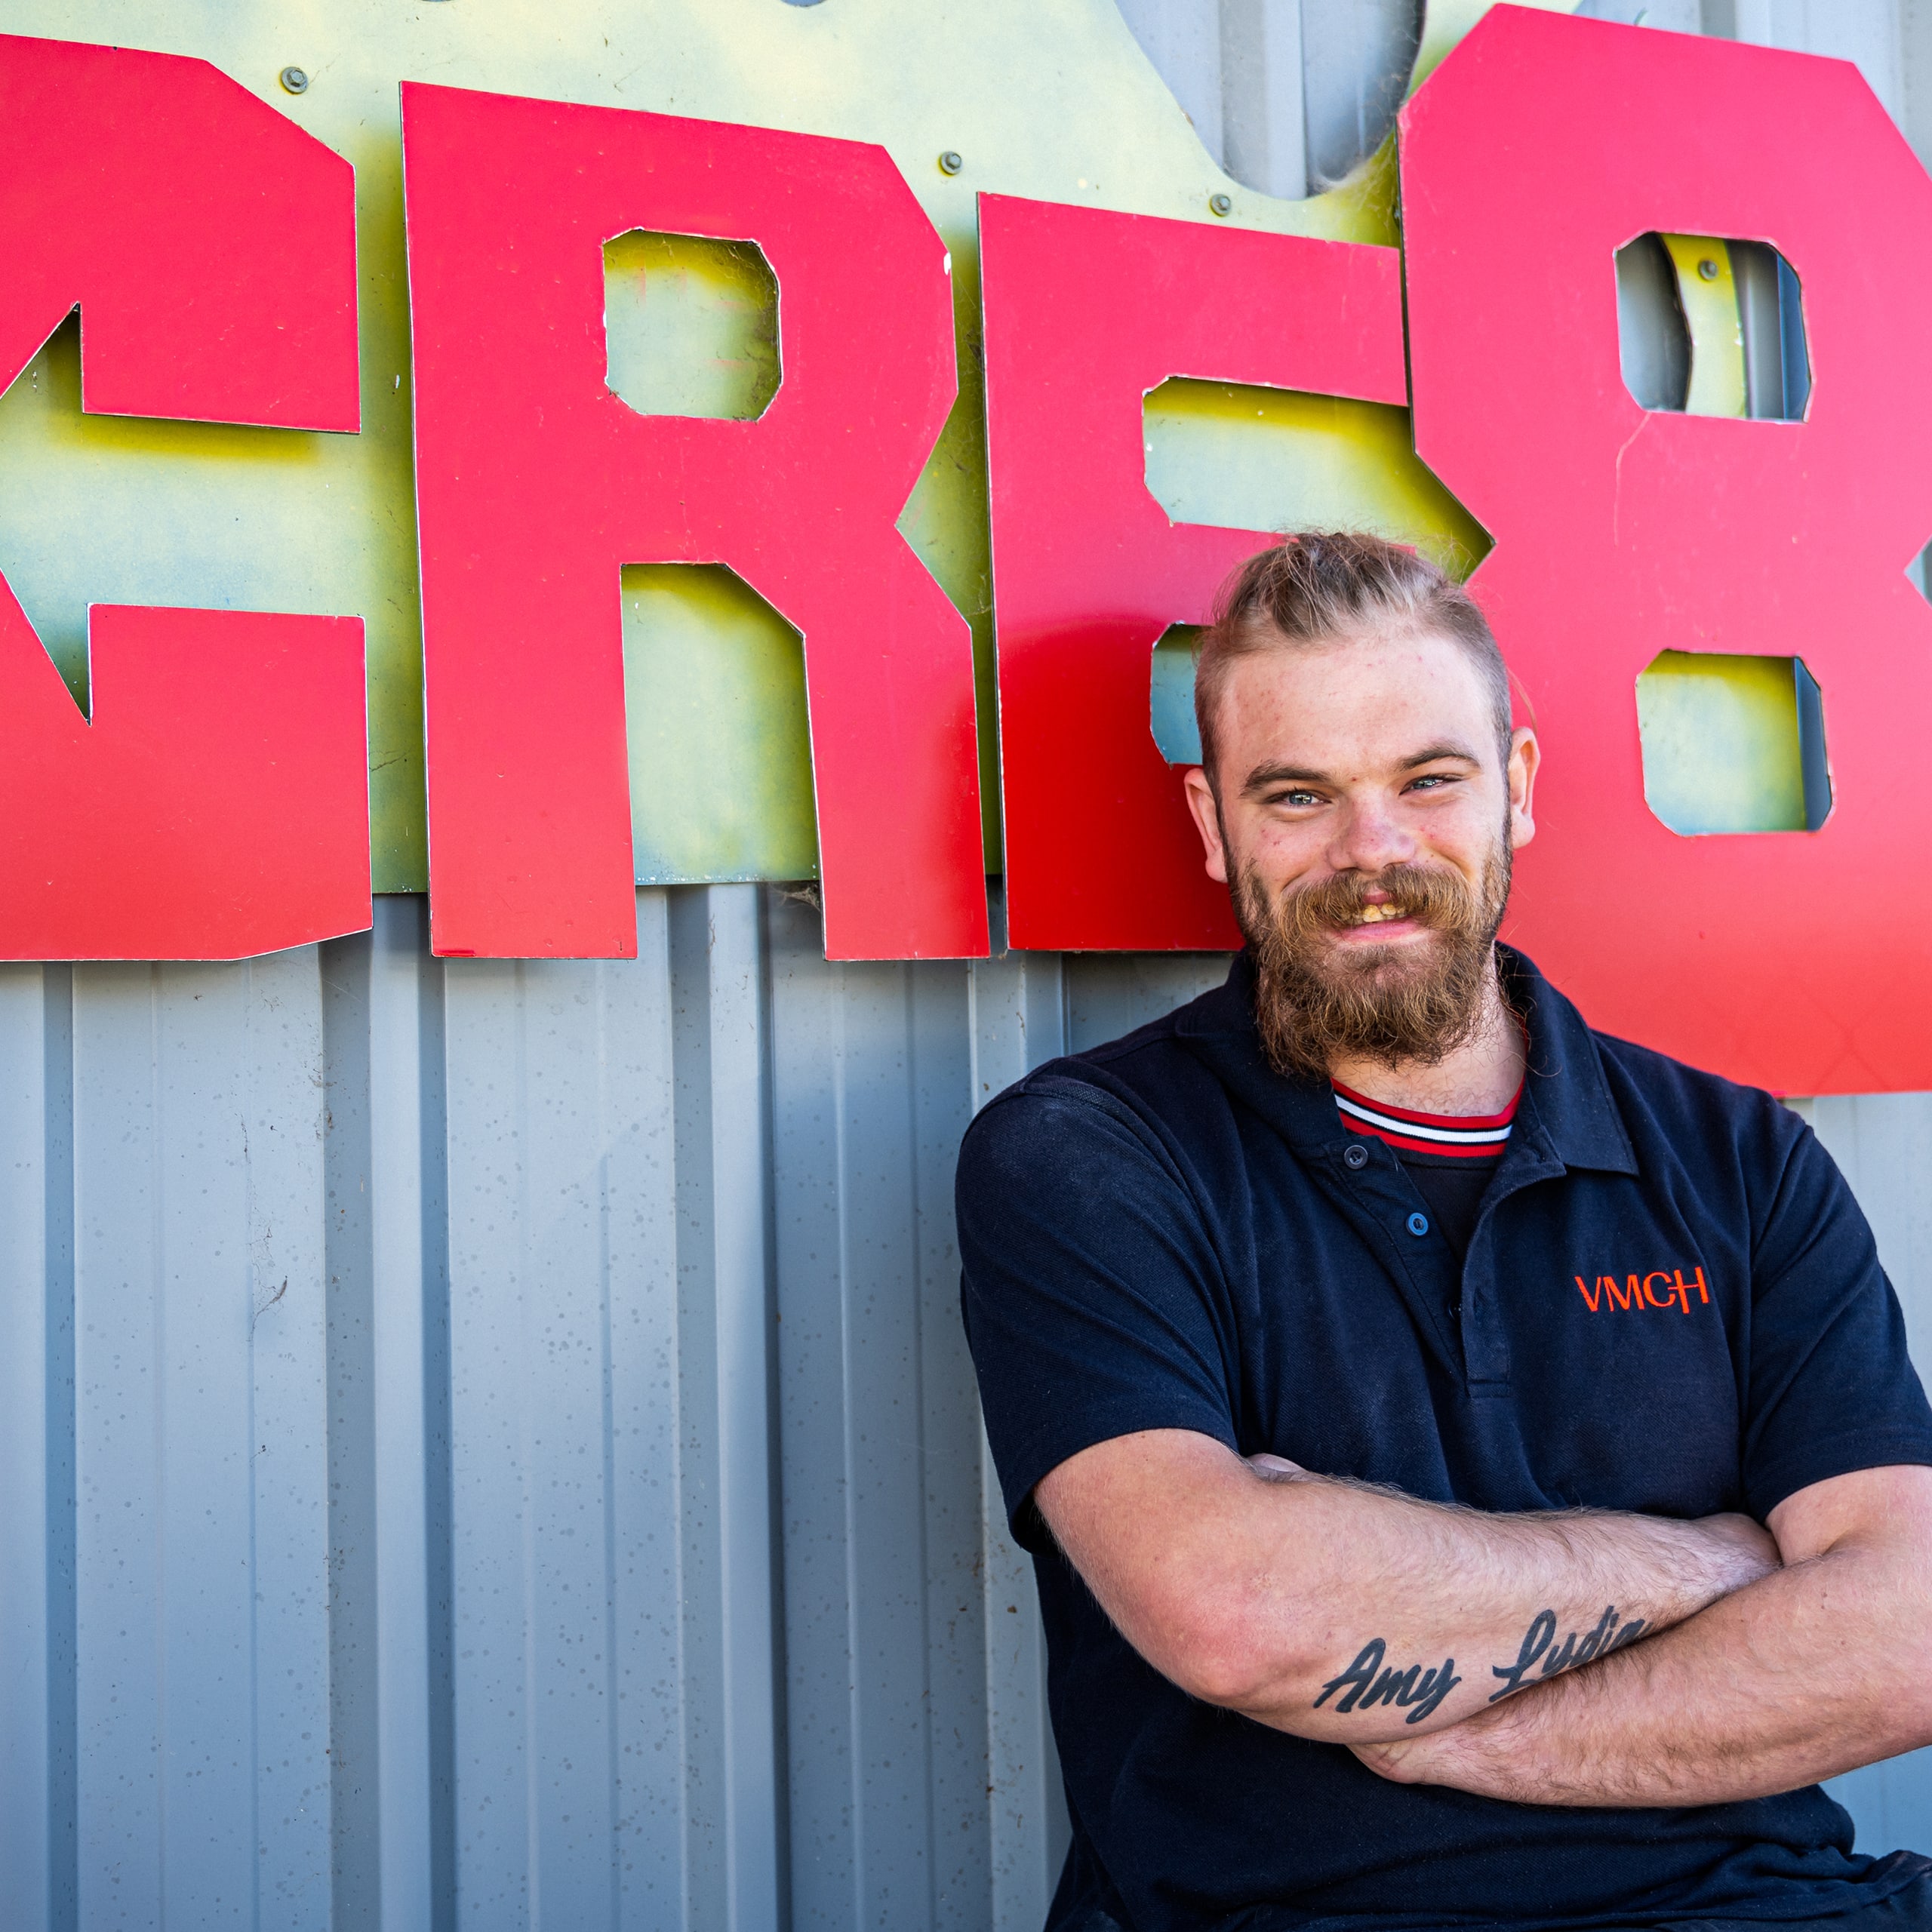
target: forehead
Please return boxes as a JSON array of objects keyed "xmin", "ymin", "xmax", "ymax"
[{"xmin": 1213, "ymin": 626, "xmax": 1495, "ymax": 761}]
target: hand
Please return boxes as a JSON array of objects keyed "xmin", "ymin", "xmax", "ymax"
[
  {"xmin": 1352, "ymin": 1726, "xmax": 1464, "ymax": 1787},
  {"xmin": 1351, "ymin": 1693, "xmax": 1522, "ymax": 1792},
  {"xmin": 1246, "ymin": 1452, "xmax": 1306, "ymax": 1479}
]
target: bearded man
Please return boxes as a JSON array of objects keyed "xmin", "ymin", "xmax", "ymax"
[{"xmin": 955, "ymin": 532, "xmax": 1932, "ymax": 1932}]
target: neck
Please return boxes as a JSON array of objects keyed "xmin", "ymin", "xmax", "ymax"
[{"xmin": 1326, "ymin": 949, "xmax": 1524, "ymax": 1117}]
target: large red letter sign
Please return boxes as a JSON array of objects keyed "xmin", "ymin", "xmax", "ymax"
[
  {"xmin": 980, "ymin": 196, "xmax": 1408, "ymax": 951},
  {"xmin": 0, "ymin": 34, "xmax": 368, "ymax": 960},
  {"xmin": 402, "ymin": 85, "xmax": 986, "ymax": 961},
  {"xmin": 1402, "ymin": 11, "xmax": 1932, "ymax": 1094}
]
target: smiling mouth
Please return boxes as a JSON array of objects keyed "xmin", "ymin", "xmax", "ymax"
[{"xmin": 1346, "ymin": 904, "xmax": 1412, "ymax": 926}]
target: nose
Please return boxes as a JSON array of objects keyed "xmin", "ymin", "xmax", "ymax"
[{"xmin": 1326, "ymin": 795, "xmax": 1417, "ymax": 878}]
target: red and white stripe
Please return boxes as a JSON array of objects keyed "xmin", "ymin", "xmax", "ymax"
[{"xmin": 1331, "ymin": 1080, "xmax": 1519, "ymax": 1158}]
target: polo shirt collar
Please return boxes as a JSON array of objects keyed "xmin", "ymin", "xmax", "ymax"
[
  {"xmin": 1174, "ymin": 943, "xmax": 1638, "ymax": 1178},
  {"xmin": 1499, "ymin": 945, "xmax": 1638, "ymax": 1177}
]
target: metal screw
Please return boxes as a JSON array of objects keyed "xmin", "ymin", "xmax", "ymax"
[
  {"xmin": 279, "ymin": 65, "xmax": 309, "ymax": 94},
  {"xmin": 1209, "ymin": 192, "xmax": 1233, "ymax": 217},
  {"xmin": 938, "ymin": 150, "xmax": 963, "ymax": 176},
  {"xmin": 1697, "ymin": 257, "xmax": 1719, "ymax": 281}
]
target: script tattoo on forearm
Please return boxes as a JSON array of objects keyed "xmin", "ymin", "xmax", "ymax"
[
  {"xmin": 1312, "ymin": 1640, "xmax": 1463, "ymax": 1724},
  {"xmin": 1487, "ymin": 1604, "xmax": 1646, "ymax": 1701}
]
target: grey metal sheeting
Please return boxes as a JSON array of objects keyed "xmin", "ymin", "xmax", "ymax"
[{"xmin": 0, "ymin": 887, "xmax": 1925, "ymax": 1929}]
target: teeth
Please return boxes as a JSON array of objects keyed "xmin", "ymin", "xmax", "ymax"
[{"xmin": 1355, "ymin": 904, "xmax": 1399, "ymax": 924}]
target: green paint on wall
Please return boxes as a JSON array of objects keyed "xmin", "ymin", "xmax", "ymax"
[
  {"xmin": 1142, "ymin": 380, "xmax": 1491, "ymax": 577},
  {"xmin": 603, "ymin": 231, "xmax": 780, "ymax": 422},
  {"xmin": 1637, "ymin": 651, "xmax": 1819, "ymax": 835},
  {"xmin": 1150, "ymin": 625, "xmax": 1203, "ymax": 766},
  {"xmin": 623, "ymin": 563, "xmax": 820, "ymax": 882}
]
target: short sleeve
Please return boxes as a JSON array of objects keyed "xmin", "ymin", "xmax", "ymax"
[
  {"xmin": 956, "ymin": 1074, "xmax": 1239, "ymax": 1550},
  {"xmin": 1741, "ymin": 1118, "xmax": 1932, "ymax": 1520}
]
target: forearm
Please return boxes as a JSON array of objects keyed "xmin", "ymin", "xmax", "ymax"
[
  {"xmin": 1035, "ymin": 1432, "xmax": 1776, "ymax": 1743},
  {"xmin": 1353, "ymin": 1468, "xmax": 1932, "ymax": 1804},
  {"xmin": 1218, "ymin": 1468, "xmax": 1768, "ymax": 1739}
]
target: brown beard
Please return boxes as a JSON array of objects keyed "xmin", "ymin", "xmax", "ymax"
[{"xmin": 1235, "ymin": 846, "xmax": 1512, "ymax": 1082}]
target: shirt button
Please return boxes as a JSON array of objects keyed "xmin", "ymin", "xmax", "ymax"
[
  {"xmin": 1407, "ymin": 1211, "xmax": 1429, "ymax": 1238},
  {"xmin": 1343, "ymin": 1143, "xmax": 1369, "ymax": 1171}
]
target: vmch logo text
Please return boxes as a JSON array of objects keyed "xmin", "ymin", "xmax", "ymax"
[{"xmin": 1572, "ymin": 1268, "xmax": 1710, "ymax": 1315}]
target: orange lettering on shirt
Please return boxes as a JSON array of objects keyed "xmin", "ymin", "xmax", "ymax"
[
  {"xmin": 1643, "ymin": 1272, "xmax": 1681, "ymax": 1312},
  {"xmin": 1571, "ymin": 1264, "xmax": 1712, "ymax": 1315}
]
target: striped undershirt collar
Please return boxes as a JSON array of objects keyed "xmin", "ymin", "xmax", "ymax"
[{"xmin": 1332, "ymin": 1079, "xmax": 1521, "ymax": 1158}]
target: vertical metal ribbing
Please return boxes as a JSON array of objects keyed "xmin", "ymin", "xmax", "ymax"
[
  {"xmin": 69, "ymin": 954, "xmax": 333, "ymax": 1929},
  {"xmin": 1220, "ymin": 0, "xmax": 1309, "ymax": 197},
  {"xmin": 321, "ymin": 897, "xmax": 449, "ymax": 1932},
  {"xmin": 325, "ymin": 926, "xmax": 383, "ymax": 1931},
  {"xmin": 968, "ymin": 891, "xmax": 1071, "ymax": 1932},
  {"xmin": 768, "ymin": 885, "xmax": 988, "ymax": 1930},
  {"xmin": 0, "ymin": 966, "xmax": 72, "ymax": 1932},
  {"xmin": 669, "ymin": 884, "xmax": 785, "ymax": 1932}
]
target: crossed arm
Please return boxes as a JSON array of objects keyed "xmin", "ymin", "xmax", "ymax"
[{"xmin": 1035, "ymin": 1429, "xmax": 1932, "ymax": 1805}]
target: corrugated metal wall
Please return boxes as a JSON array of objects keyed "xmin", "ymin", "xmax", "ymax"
[
  {"xmin": 5, "ymin": 2, "xmax": 1932, "ymax": 1927},
  {"xmin": 0, "ymin": 891, "xmax": 1229, "ymax": 1930}
]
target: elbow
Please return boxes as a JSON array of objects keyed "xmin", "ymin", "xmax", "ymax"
[
  {"xmin": 1858, "ymin": 1537, "xmax": 1932, "ymax": 1752},
  {"xmin": 1167, "ymin": 1626, "xmax": 1272, "ymax": 1710},
  {"xmin": 1896, "ymin": 1635, "xmax": 1932, "ymax": 1752},
  {"xmin": 1152, "ymin": 1585, "xmax": 1314, "ymax": 1712},
  {"xmin": 1864, "ymin": 1665, "xmax": 1932, "ymax": 1767},
  {"xmin": 1826, "ymin": 1546, "xmax": 1932, "ymax": 1759}
]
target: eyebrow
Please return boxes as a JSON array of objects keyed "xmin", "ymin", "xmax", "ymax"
[
  {"xmin": 1399, "ymin": 740, "xmax": 1484, "ymax": 770},
  {"xmin": 1240, "ymin": 763, "xmax": 1327, "ymax": 795},
  {"xmin": 1240, "ymin": 741, "xmax": 1484, "ymax": 798}
]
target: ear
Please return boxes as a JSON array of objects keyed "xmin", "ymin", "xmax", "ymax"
[
  {"xmin": 1507, "ymin": 727, "xmax": 1540, "ymax": 851},
  {"xmin": 1183, "ymin": 767, "xmax": 1229, "ymax": 883}
]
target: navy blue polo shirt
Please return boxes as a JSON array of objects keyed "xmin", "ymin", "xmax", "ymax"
[{"xmin": 956, "ymin": 948, "xmax": 1932, "ymax": 1932}]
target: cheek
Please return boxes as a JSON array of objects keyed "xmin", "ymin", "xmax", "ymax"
[
  {"xmin": 1241, "ymin": 817, "xmax": 1328, "ymax": 885},
  {"xmin": 1412, "ymin": 797, "xmax": 1507, "ymax": 870}
]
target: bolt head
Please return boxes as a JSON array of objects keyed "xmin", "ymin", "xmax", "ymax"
[
  {"xmin": 1697, "ymin": 257, "xmax": 1719, "ymax": 281},
  {"xmin": 279, "ymin": 65, "xmax": 309, "ymax": 94},
  {"xmin": 938, "ymin": 150, "xmax": 963, "ymax": 176},
  {"xmin": 1209, "ymin": 192, "xmax": 1233, "ymax": 217}
]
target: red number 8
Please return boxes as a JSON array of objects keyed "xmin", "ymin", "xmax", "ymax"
[{"xmin": 1401, "ymin": 10, "xmax": 1932, "ymax": 1094}]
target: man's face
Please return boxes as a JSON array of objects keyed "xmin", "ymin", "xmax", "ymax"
[{"xmin": 1182, "ymin": 624, "xmax": 1540, "ymax": 1076}]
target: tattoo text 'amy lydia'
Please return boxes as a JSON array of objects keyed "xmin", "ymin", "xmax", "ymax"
[
  {"xmin": 1314, "ymin": 1602, "xmax": 1649, "ymax": 1724},
  {"xmin": 1312, "ymin": 1641, "xmax": 1462, "ymax": 1724},
  {"xmin": 1489, "ymin": 1603, "xmax": 1645, "ymax": 1701}
]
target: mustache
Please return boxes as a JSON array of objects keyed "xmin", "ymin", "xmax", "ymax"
[{"xmin": 1273, "ymin": 862, "xmax": 1491, "ymax": 942}]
